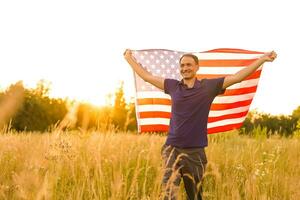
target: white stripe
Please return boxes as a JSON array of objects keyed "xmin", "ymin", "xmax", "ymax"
[
  {"xmin": 138, "ymin": 105, "xmax": 171, "ymax": 112},
  {"xmin": 198, "ymin": 67, "xmax": 246, "ymax": 75},
  {"xmin": 207, "ymin": 116, "xmax": 247, "ymax": 128},
  {"xmin": 137, "ymin": 91, "xmax": 171, "ymax": 99},
  {"xmin": 226, "ymin": 78, "xmax": 260, "ymax": 89},
  {"xmin": 139, "ymin": 118, "xmax": 170, "ymax": 125},
  {"xmin": 193, "ymin": 52, "xmax": 263, "ymax": 60},
  {"xmin": 213, "ymin": 93, "xmax": 255, "ymax": 103},
  {"xmin": 138, "ymin": 104, "xmax": 251, "ymax": 116},
  {"xmin": 138, "ymin": 104, "xmax": 250, "ymax": 117},
  {"xmin": 208, "ymin": 105, "xmax": 250, "ymax": 117}
]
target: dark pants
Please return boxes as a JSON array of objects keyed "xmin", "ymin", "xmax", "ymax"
[{"xmin": 161, "ymin": 144, "xmax": 207, "ymax": 200}]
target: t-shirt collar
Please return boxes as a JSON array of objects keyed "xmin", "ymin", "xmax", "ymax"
[{"xmin": 179, "ymin": 79, "xmax": 202, "ymax": 89}]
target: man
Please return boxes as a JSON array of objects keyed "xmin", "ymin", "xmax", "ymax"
[{"xmin": 124, "ymin": 49, "xmax": 277, "ymax": 200}]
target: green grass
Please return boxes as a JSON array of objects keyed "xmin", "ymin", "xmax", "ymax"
[{"xmin": 0, "ymin": 131, "xmax": 299, "ymax": 199}]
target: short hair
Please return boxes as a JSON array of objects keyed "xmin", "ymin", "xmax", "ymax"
[{"xmin": 179, "ymin": 54, "xmax": 199, "ymax": 65}]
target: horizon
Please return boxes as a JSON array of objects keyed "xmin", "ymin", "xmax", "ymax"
[{"xmin": 0, "ymin": 77, "xmax": 299, "ymax": 116}]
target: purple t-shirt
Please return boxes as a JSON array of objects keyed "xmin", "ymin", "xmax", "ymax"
[{"xmin": 164, "ymin": 78, "xmax": 225, "ymax": 148}]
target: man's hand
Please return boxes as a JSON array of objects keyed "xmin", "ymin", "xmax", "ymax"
[
  {"xmin": 262, "ymin": 51, "xmax": 277, "ymax": 62},
  {"xmin": 124, "ymin": 49, "xmax": 133, "ymax": 60}
]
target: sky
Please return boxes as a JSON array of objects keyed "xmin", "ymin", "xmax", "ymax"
[{"xmin": 0, "ymin": 0, "xmax": 299, "ymax": 115}]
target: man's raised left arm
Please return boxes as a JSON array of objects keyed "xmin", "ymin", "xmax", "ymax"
[{"xmin": 222, "ymin": 51, "xmax": 277, "ymax": 89}]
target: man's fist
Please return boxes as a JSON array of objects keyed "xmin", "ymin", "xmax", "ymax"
[
  {"xmin": 263, "ymin": 51, "xmax": 277, "ymax": 62},
  {"xmin": 124, "ymin": 49, "xmax": 133, "ymax": 59}
]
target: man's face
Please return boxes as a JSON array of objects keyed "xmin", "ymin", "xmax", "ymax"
[{"xmin": 180, "ymin": 56, "xmax": 199, "ymax": 80}]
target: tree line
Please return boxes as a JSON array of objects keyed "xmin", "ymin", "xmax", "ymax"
[
  {"xmin": 0, "ymin": 81, "xmax": 136, "ymax": 132},
  {"xmin": 240, "ymin": 109, "xmax": 300, "ymax": 137},
  {"xmin": 1, "ymin": 81, "xmax": 299, "ymax": 136}
]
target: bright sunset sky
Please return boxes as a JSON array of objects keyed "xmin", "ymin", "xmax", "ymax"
[{"xmin": 0, "ymin": 0, "xmax": 299, "ymax": 115}]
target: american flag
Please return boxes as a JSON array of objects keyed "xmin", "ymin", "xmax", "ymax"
[{"xmin": 132, "ymin": 48, "xmax": 265, "ymax": 134}]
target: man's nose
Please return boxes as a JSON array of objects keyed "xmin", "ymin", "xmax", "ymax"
[{"xmin": 182, "ymin": 66, "xmax": 189, "ymax": 71}]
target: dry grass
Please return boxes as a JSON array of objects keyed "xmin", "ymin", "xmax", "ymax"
[{"xmin": 0, "ymin": 130, "xmax": 299, "ymax": 200}]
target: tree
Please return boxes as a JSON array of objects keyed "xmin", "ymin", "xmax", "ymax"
[
  {"xmin": 240, "ymin": 110, "xmax": 298, "ymax": 136},
  {"xmin": 292, "ymin": 106, "xmax": 300, "ymax": 119},
  {"xmin": 0, "ymin": 81, "xmax": 25, "ymax": 129},
  {"xmin": 9, "ymin": 81, "xmax": 68, "ymax": 132},
  {"xmin": 124, "ymin": 98, "xmax": 137, "ymax": 131},
  {"xmin": 111, "ymin": 81, "xmax": 128, "ymax": 131}
]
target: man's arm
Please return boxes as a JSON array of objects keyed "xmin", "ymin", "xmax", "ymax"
[
  {"xmin": 124, "ymin": 49, "xmax": 165, "ymax": 90},
  {"xmin": 222, "ymin": 51, "xmax": 277, "ymax": 89}
]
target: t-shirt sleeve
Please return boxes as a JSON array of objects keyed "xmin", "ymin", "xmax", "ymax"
[
  {"xmin": 164, "ymin": 79, "xmax": 179, "ymax": 95},
  {"xmin": 206, "ymin": 77, "xmax": 226, "ymax": 97}
]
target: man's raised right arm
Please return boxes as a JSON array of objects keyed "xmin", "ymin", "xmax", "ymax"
[{"xmin": 124, "ymin": 49, "xmax": 165, "ymax": 90}]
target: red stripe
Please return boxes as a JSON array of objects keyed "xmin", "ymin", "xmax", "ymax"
[
  {"xmin": 138, "ymin": 110, "xmax": 249, "ymax": 122},
  {"xmin": 140, "ymin": 124, "xmax": 169, "ymax": 132},
  {"xmin": 198, "ymin": 59, "xmax": 257, "ymax": 67},
  {"xmin": 208, "ymin": 122, "xmax": 244, "ymax": 134},
  {"xmin": 139, "ymin": 111, "xmax": 171, "ymax": 118},
  {"xmin": 197, "ymin": 69, "xmax": 262, "ymax": 80},
  {"xmin": 210, "ymin": 100, "xmax": 252, "ymax": 110},
  {"xmin": 138, "ymin": 111, "xmax": 248, "ymax": 123},
  {"xmin": 208, "ymin": 111, "xmax": 248, "ymax": 123},
  {"xmin": 223, "ymin": 86, "xmax": 257, "ymax": 96},
  {"xmin": 204, "ymin": 48, "xmax": 264, "ymax": 54},
  {"xmin": 246, "ymin": 69, "xmax": 262, "ymax": 79},
  {"xmin": 137, "ymin": 98, "xmax": 171, "ymax": 105},
  {"xmin": 137, "ymin": 99, "xmax": 252, "ymax": 115}
]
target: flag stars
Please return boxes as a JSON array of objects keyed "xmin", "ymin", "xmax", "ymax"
[{"xmin": 134, "ymin": 50, "xmax": 185, "ymax": 87}]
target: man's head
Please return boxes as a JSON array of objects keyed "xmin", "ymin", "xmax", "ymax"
[{"xmin": 179, "ymin": 54, "xmax": 199, "ymax": 80}]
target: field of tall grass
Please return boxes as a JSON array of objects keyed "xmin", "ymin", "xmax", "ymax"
[{"xmin": 0, "ymin": 130, "xmax": 299, "ymax": 200}]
